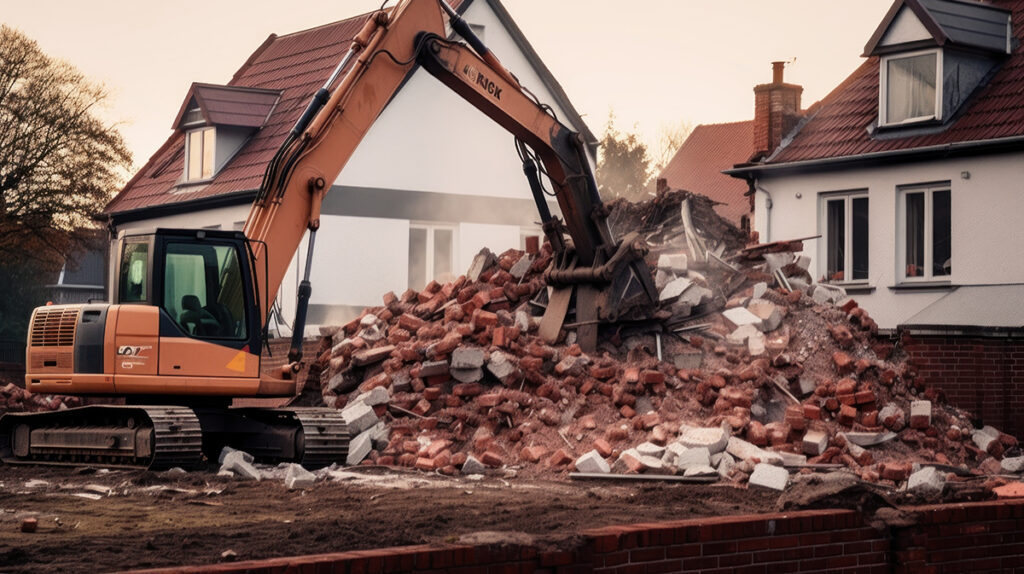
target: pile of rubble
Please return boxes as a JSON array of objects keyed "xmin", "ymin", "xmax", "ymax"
[
  {"xmin": 308, "ymin": 187, "xmax": 1024, "ymax": 497},
  {"xmin": 0, "ymin": 382, "xmax": 80, "ymax": 414}
]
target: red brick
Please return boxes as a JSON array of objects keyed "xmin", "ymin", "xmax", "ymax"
[
  {"xmin": 520, "ymin": 445, "xmax": 547, "ymax": 463},
  {"xmin": 594, "ymin": 438, "xmax": 613, "ymax": 457},
  {"xmin": 640, "ymin": 370, "xmax": 665, "ymax": 385},
  {"xmin": 547, "ymin": 448, "xmax": 572, "ymax": 467}
]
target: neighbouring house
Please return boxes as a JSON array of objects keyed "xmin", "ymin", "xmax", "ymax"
[
  {"xmin": 658, "ymin": 120, "xmax": 756, "ymax": 230},
  {"xmin": 103, "ymin": 0, "xmax": 594, "ymax": 335},
  {"xmin": 726, "ymin": 0, "xmax": 1024, "ymax": 435}
]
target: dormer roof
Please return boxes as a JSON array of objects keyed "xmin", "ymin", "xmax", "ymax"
[
  {"xmin": 864, "ymin": 0, "xmax": 1012, "ymax": 56},
  {"xmin": 171, "ymin": 83, "xmax": 282, "ymax": 130}
]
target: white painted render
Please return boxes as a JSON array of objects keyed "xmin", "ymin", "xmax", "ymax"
[
  {"xmin": 751, "ymin": 152, "xmax": 1024, "ymax": 329},
  {"xmin": 336, "ymin": 0, "xmax": 592, "ymax": 198},
  {"xmin": 879, "ymin": 6, "xmax": 931, "ymax": 47}
]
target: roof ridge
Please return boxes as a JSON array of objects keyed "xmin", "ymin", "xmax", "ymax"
[
  {"xmin": 696, "ymin": 120, "xmax": 754, "ymax": 128},
  {"xmin": 273, "ymin": 10, "xmax": 378, "ymax": 40}
]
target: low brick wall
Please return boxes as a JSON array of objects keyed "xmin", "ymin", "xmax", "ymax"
[
  {"xmin": 129, "ymin": 498, "xmax": 1024, "ymax": 573},
  {"xmin": 902, "ymin": 333, "xmax": 1024, "ymax": 438}
]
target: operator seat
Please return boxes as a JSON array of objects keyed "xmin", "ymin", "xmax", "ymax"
[{"xmin": 179, "ymin": 295, "xmax": 219, "ymax": 336}]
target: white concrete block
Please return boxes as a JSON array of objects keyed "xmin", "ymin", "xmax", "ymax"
[
  {"xmin": 802, "ymin": 429, "xmax": 829, "ymax": 456},
  {"xmin": 727, "ymin": 323, "xmax": 762, "ymax": 346},
  {"xmin": 973, "ymin": 431, "xmax": 999, "ymax": 453},
  {"xmin": 451, "ymin": 347, "xmax": 486, "ymax": 369},
  {"xmin": 747, "ymin": 299, "xmax": 783, "ymax": 332},
  {"xmin": 575, "ymin": 450, "xmax": 611, "ymax": 474},
  {"xmin": 658, "ymin": 253, "xmax": 688, "ymax": 274},
  {"xmin": 354, "ymin": 386, "xmax": 390, "ymax": 407},
  {"xmin": 635, "ymin": 442, "xmax": 666, "ymax": 459},
  {"xmin": 752, "ymin": 282, "xmax": 769, "ymax": 300},
  {"xmin": 346, "ymin": 429, "xmax": 373, "ymax": 466},
  {"xmin": 907, "ymin": 466, "xmax": 945, "ymax": 495},
  {"xmin": 341, "ymin": 401, "xmax": 379, "ymax": 435},
  {"xmin": 221, "ymin": 450, "xmax": 261, "ymax": 481},
  {"xmin": 1001, "ymin": 456, "xmax": 1024, "ymax": 474},
  {"xmin": 722, "ymin": 307, "xmax": 763, "ymax": 330},
  {"xmin": 677, "ymin": 426, "xmax": 729, "ymax": 454},
  {"xmin": 284, "ymin": 464, "xmax": 316, "ymax": 490},
  {"xmin": 749, "ymin": 463, "xmax": 789, "ymax": 491},
  {"xmin": 218, "ymin": 446, "xmax": 254, "ymax": 465},
  {"xmin": 659, "ymin": 277, "xmax": 693, "ymax": 302},
  {"xmin": 675, "ymin": 447, "xmax": 711, "ymax": 470},
  {"xmin": 683, "ymin": 465, "xmax": 718, "ymax": 478},
  {"xmin": 727, "ymin": 437, "xmax": 784, "ymax": 465}
]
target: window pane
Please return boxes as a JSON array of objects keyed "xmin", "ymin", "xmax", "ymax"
[
  {"xmin": 202, "ymin": 128, "xmax": 215, "ymax": 179},
  {"xmin": 408, "ymin": 228, "xmax": 427, "ymax": 290},
  {"xmin": 826, "ymin": 199, "xmax": 845, "ymax": 280},
  {"xmin": 932, "ymin": 189, "xmax": 951, "ymax": 276},
  {"xmin": 852, "ymin": 197, "xmax": 869, "ymax": 280},
  {"xmin": 165, "ymin": 242, "xmax": 244, "ymax": 338},
  {"xmin": 119, "ymin": 242, "xmax": 148, "ymax": 303},
  {"xmin": 187, "ymin": 131, "xmax": 202, "ymax": 181},
  {"xmin": 905, "ymin": 192, "xmax": 925, "ymax": 277},
  {"xmin": 433, "ymin": 229, "xmax": 453, "ymax": 282},
  {"xmin": 887, "ymin": 53, "xmax": 936, "ymax": 123}
]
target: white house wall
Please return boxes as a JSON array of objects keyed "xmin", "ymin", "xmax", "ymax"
[
  {"xmin": 336, "ymin": 0, "xmax": 585, "ymax": 201},
  {"xmin": 753, "ymin": 152, "xmax": 1024, "ymax": 330}
]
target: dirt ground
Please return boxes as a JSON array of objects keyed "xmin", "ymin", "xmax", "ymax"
[{"xmin": 0, "ymin": 463, "xmax": 785, "ymax": 573}]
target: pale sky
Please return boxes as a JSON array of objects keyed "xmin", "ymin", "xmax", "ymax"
[{"xmin": 3, "ymin": 0, "xmax": 895, "ymax": 171}]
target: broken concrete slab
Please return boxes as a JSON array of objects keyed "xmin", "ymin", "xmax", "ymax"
[
  {"xmin": 907, "ymin": 466, "xmax": 945, "ymax": 495},
  {"xmin": 353, "ymin": 386, "xmax": 389, "ymax": 407},
  {"xmin": 657, "ymin": 253, "xmax": 688, "ymax": 274},
  {"xmin": 973, "ymin": 431, "xmax": 1001, "ymax": 454},
  {"xmin": 341, "ymin": 401, "xmax": 380, "ymax": 435},
  {"xmin": 683, "ymin": 465, "xmax": 718, "ymax": 478},
  {"xmin": 727, "ymin": 437, "xmax": 783, "ymax": 465},
  {"xmin": 752, "ymin": 282, "xmax": 769, "ymax": 300},
  {"xmin": 346, "ymin": 430, "xmax": 373, "ymax": 466},
  {"xmin": 218, "ymin": 446, "xmax": 254, "ymax": 465},
  {"xmin": 575, "ymin": 450, "xmax": 610, "ymax": 474},
  {"xmin": 462, "ymin": 455, "xmax": 487, "ymax": 474},
  {"xmin": 677, "ymin": 426, "xmax": 729, "ymax": 454},
  {"xmin": 284, "ymin": 464, "xmax": 316, "ymax": 490},
  {"xmin": 659, "ymin": 277, "xmax": 693, "ymax": 302},
  {"xmin": 450, "ymin": 367, "xmax": 483, "ymax": 384},
  {"xmin": 675, "ymin": 446, "xmax": 711, "ymax": 470},
  {"xmin": 467, "ymin": 249, "xmax": 497, "ymax": 282},
  {"xmin": 221, "ymin": 450, "xmax": 261, "ymax": 481},
  {"xmin": 486, "ymin": 351, "xmax": 517, "ymax": 381},
  {"xmin": 509, "ymin": 254, "xmax": 533, "ymax": 279},
  {"xmin": 655, "ymin": 269, "xmax": 676, "ymax": 291},
  {"xmin": 726, "ymin": 323, "xmax": 762, "ymax": 346},
  {"xmin": 722, "ymin": 307, "xmax": 763, "ymax": 330},
  {"xmin": 842, "ymin": 431, "xmax": 897, "ymax": 447},
  {"xmin": 635, "ymin": 442, "xmax": 666, "ymax": 459},
  {"xmin": 747, "ymin": 299, "xmax": 783, "ymax": 332},
  {"xmin": 418, "ymin": 360, "xmax": 450, "ymax": 378},
  {"xmin": 1002, "ymin": 456, "xmax": 1024, "ymax": 474},
  {"xmin": 778, "ymin": 451, "xmax": 807, "ymax": 466},
  {"xmin": 749, "ymin": 463, "xmax": 789, "ymax": 491},
  {"xmin": 451, "ymin": 347, "xmax": 486, "ymax": 370}
]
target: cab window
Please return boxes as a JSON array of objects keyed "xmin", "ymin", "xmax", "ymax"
[
  {"xmin": 163, "ymin": 242, "xmax": 247, "ymax": 339},
  {"xmin": 119, "ymin": 242, "xmax": 149, "ymax": 303}
]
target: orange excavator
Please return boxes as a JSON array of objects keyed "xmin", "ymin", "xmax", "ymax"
[{"xmin": 1, "ymin": 0, "xmax": 656, "ymax": 469}]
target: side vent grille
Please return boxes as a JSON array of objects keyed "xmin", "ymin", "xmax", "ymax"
[{"xmin": 29, "ymin": 308, "xmax": 79, "ymax": 347}]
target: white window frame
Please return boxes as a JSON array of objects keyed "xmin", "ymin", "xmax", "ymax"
[
  {"xmin": 879, "ymin": 48, "xmax": 942, "ymax": 126},
  {"xmin": 896, "ymin": 183, "xmax": 952, "ymax": 283},
  {"xmin": 408, "ymin": 222, "xmax": 458, "ymax": 289},
  {"xmin": 819, "ymin": 190, "xmax": 870, "ymax": 284},
  {"xmin": 184, "ymin": 126, "xmax": 216, "ymax": 182}
]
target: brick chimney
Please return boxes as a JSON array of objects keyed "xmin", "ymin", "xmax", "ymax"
[{"xmin": 753, "ymin": 61, "xmax": 803, "ymax": 158}]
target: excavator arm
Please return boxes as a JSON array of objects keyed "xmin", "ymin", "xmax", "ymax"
[{"xmin": 244, "ymin": 0, "xmax": 656, "ymax": 362}]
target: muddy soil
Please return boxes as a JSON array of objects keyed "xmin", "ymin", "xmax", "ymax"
[{"xmin": 0, "ymin": 464, "xmax": 782, "ymax": 573}]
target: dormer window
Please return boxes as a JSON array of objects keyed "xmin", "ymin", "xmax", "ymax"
[
  {"xmin": 186, "ymin": 127, "xmax": 216, "ymax": 182},
  {"xmin": 881, "ymin": 49, "xmax": 940, "ymax": 126}
]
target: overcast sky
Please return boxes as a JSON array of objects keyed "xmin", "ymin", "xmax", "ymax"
[{"xmin": 4, "ymin": 0, "xmax": 894, "ymax": 171}]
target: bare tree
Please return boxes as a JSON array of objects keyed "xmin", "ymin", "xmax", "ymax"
[
  {"xmin": 0, "ymin": 24, "xmax": 131, "ymax": 266},
  {"xmin": 651, "ymin": 119, "xmax": 694, "ymax": 175}
]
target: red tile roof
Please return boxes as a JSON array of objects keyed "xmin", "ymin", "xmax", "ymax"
[
  {"xmin": 107, "ymin": 1, "xmax": 466, "ymax": 215},
  {"xmin": 171, "ymin": 83, "xmax": 282, "ymax": 130},
  {"xmin": 658, "ymin": 120, "xmax": 754, "ymax": 225},
  {"xmin": 764, "ymin": 0, "xmax": 1024, "ymax": 166}
]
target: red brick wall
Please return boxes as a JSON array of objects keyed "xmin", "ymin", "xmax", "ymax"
[
  {"xmin": 902, "ymin": 333, "xmax": 1024, "ymax": 438},
  {"xmin": 133, "ymin": 499, "xmax": 1024, "ymax": 574}
]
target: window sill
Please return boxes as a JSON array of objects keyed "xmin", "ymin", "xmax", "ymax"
[
  {"xmin": 828, "ymin": 282, "xmax": 876, "ymax": 294},
  {"xmin": 888, "ymin": 281, "xmax": 955, "ymax": 291}
]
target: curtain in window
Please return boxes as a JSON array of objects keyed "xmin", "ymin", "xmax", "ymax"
[
  {"xmin": 887, "ymin": 53, "xmax": 936, "ymax": 123},
  {"xmin": 905, "ymin": 193, "xmax": 925, "ymax": 277},
  {"xmin": 826, "ymin": 200, "xmax": 845, "ymax": 280}
]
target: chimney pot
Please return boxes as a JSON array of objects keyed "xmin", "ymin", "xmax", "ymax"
[{"xmin": 772, "ymin": 61, "xmax": 786, "ymax": 84}]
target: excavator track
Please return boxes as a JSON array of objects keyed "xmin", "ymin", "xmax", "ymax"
[
  {"xmin": 291, "ymin": 408, "xmax": 349, "ymax": 468},
  {"xmin": 0, "ymin": 406, "xmax": 203, "ymax": 470}
]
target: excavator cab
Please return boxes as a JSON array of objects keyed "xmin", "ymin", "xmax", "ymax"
[{"xmin": 112, "ymin": 228, "xmax": 262, "ymax": 352}]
